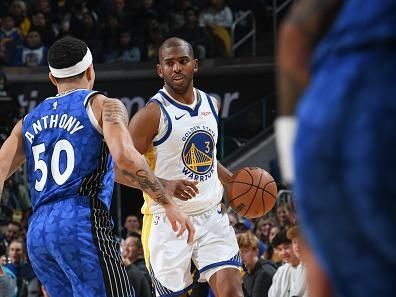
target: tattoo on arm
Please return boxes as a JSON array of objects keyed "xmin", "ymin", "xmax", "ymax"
[
  {"xmin": 103, "ymin": 98, "xmax": 129, "ymax": 126},
  {"xmin": 285, "ymin": 0, "xmax": 343, "ymax": 46},
  {"xmin": 121, "ymin": 169, "xmax": 169, "ymax": 205}
]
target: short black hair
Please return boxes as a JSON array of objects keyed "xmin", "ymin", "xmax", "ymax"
[
  {"xmin": 158, "ymin": 37, "xmax": 194, "ymax": 62},
  {"xmin": 48, "ymin": 36, "xmax": 88, "ymax": 70},
  {"xmin": 272, "ymin": 230, "xmax": 291, "ymax": 248}
]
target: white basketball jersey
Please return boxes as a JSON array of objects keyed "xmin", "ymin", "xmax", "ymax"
[{"xmin": 141, "ymin": 87, "xmax": 224, "ymax": 215}]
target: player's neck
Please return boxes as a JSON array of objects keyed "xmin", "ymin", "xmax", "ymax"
[
  {"xmin": 164, "ymin": 85, "xmax": 194, "ymax": 105},
  {"xmin": 56, "ymin": 82, "xmax": 89, "ymax": 95}
]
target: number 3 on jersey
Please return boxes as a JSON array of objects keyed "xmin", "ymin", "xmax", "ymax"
[{"xmin": 32, "ymin": 139, "xmax": 75, "ymax": 191}]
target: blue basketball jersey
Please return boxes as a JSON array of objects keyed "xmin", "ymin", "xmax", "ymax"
[
  {"xmin": 312, "ymin": 0, "xmax": 396, "ymax": 70},
  {"xmin": 22, "ymin": 89, "xmax": 114, "ymax": 211}
]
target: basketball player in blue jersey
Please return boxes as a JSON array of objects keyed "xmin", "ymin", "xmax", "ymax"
[
  {"xmin": 0, "ymin": 37, "xmax": 196, "ymax": 297},
  {"xmin": 128, "ymin": 37, "xmax": 243, "ymax": 297},
  {"xmin": 275, "ymin": 1, "xmax": 396, "ymax": 296}
]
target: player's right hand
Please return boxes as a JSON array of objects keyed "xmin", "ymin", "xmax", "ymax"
[
  {"xmin": 165, "ymin": 205, "xmax": 195, "ymax": 245},
  {"xmin": 163, "ymin": 179, "xmax": 199, "ymax": 200}
]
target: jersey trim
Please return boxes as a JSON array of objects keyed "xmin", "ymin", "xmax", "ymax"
[
  {"xmin": 205, "ymin": 93, "xmax": 219, "ymax": 123},
  {"xmin": 158, "ymin": 90, "xmax": 202, "ymax": 117},
  {"xmin": 78, "ymin": 141, "xmax": 109, "ymax": 199},
  {"xmin": 83, "ymin": 91, "xmax": 103, "ymax": 107},
  {"xmin": 45, "ymin": 88, "xmax": 86, "ymax": 100},
  {"xmin": 198, "ymin": 252, "xmax": 242, "ymax": 274},
  {"xmin": 90, "ymin": 197, "xmax": 133, "ymax": 297},
  {"xmin": 87, "ymin": 102, "xmax": 103, "ymax": 135},
  {"xmin": 150, "ymin": 99, "xmax": 173, "ymax": 146}
]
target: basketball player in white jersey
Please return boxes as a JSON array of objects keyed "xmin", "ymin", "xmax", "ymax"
[{"xmin": 128, "ymin": 38, "xmax": 243, "ymax": 297}]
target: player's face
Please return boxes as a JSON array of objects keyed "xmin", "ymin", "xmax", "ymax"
[{"xmin": 157, "ymin": 45, "xmax": 198, "ymax": 95}]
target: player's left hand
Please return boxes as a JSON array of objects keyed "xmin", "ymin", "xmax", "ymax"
[{"xmin": 162, "ymin": 179, "xmax": 199, "ymax": 200}]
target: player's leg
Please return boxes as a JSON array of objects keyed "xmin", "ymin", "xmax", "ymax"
[
  {"xmin": 192, "ymin": 205, "xmax": 243, "ymax": 297},
  {"xmin": 142, "ymin": 213, "xmax": 194, "ymax": 297},
  {"xmin": 48, "ymin": 197, "xmax": 134, "ymax": 297},
  {"xmin": 208, "ymin": 268, "xmax": 243, "ymax": 297},
  {"xmin": 27, "ymin": 208, "xmax": 73, "ymax": 297}
]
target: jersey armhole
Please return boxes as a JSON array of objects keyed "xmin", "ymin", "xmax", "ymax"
[
  {"xmin": 149, "ymin": 99, "xmax": 172, "ymax": 146},
  {"xmin": 205, "ymin": 93, "xmax": 219, "ymax": 123},
  {"xmin": 84, "ymin": 91, "xmax": 104, "ymax": 135}
]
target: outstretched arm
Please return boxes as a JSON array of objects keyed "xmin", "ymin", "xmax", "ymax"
[
  {"xmin": 0, "ymin": 120, "xmax": 26, "ymax": 200},
  {"xmin": 277, "ymin": 0, "xmax": 343, "ymax": 115},
  {"xmin": 276, "ymin": 0, "xmax": 343, "ymax": 183},
  {"xmin": 93, "ymin": 96, "xmax": 194, "ymax": 243},
  {"xmin": 114, "ymin": 166, "xmax": 198, "ymax": 200}
]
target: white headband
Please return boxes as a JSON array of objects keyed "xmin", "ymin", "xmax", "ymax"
[{"xmin": 49, "ymin": 48, "xmax": 93, "ymax": 78}]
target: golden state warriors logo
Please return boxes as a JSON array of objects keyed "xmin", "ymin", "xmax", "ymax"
[{"xmin": 182, "ymin": 130, "xmax": 215, "ymax": 178}]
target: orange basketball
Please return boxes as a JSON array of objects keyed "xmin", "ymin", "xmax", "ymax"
[{"xmin": 226, "ymin": 167, "xmax": 277, "ymax": 218}]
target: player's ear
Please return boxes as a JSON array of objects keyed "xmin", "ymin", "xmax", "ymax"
[
  {"xmin": 193, "ymin": 59, "xmax": 198, "ymax": 73},
  {"xmin": 156, "ymin": 64, "xmax": 164, "ymax": 79},
  {"xmin": 86, "ymin": 65, "xmax": 94, "ymax": 81},
  {"xmin": 48, "ymin": 73, "xmax": 57, "ymax": 87}
]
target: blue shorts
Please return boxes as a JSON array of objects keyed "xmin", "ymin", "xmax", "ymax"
[
  {"xmin": 294, "ymin": 47, "xmax": 396, "ymax": 297},
  {"xmin": 27, "ymin": 196, "xmax": 134, "ymax": 297}
]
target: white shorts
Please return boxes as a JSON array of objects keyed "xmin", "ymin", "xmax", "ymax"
[{"xmin": 141, "ymin": 204, "xmax": 241, "ymax": 297}]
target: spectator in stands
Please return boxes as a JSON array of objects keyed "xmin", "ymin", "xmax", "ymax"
[
  {"xmin": 121, "ymin": 215, "xmax": 141, "ymax": 239},
  {"xmin": 124, "ymin": 233, "xmax": 150, "ymax": 282},
  {"xmin": 254, "ymin": 217, "xmax": 275, "ymax": 244},
  {"xmin": 287, "ymin": 226, "xmax": 308, "ymax": 297},
  {"xmin": 264, "ymin": 223, "xmax": 282, "ymax": 265},
  {"xmin": 12, "ymin": 30, "xmax": 48, "ymax": 66},
  {"xmin": 5, "ymin": 239, "xmax": 37, "ymax": 297},
  {"xmin": 199, "ymin": 0, "xmax": 233, "ymax": 56},
  {"xmin": 237, "ymin": 232, "xmax": 276, "ymax": 297},
  {"xmin": 110, "ymin": 0, "xmax": 132, "ymax": 30},
  {"xmin": 101, "ymin": 12, "xmax": 121, "ymax": 53},
  {"xmin": 79, "ymin": 11, "xmax": 103, "ymax": 62},
  {"xmin": 33, "ymin": 0, "xmax": 62, "ymax": 27},
  {"xmin": 0, "ymin": 15, "xmax": 22, "ymax": 42},
  {"xmin": 104, "ymin": 30, "xmax": 141, "ymax": 63},
  {"xmin": 6, "ymin": 222, "xmax": 21, "ymax": 247},
  {"xmin": 172, "ymin": 6, "xmax": 215, "ymax": 59},
  {"xmin": 167, "ymin": 0, "xmax": 193, "ymax": 31},
  {"xmin": 122, "ymin": 239, "xmax": 152, "ymax": 297},
  {"xmin": 0, "ymin": 265, "xmax": 16, "ymax": 297},
  {"xmin": 268, "ymin": 230, "xmax": 300, "ymax": 297},
  {"xmin": 30, "ymin": 12, "xmax": 56, "ymax": 47},
  {"xmin": 0, "ymin": 15, "xmax": 23, "ymax": 65},
  {"xmin": 227, "ymin": 211, "xmax": 239, "ymax": 227},
  {"xmin": 276, "ymin": 203, "xmax": 295, "ymax": 230},
  {"xmin": 144, "ymin": 12, "xmax": 165, "ymax": 61},
  {"xmin": 9, "ymin": 0, "xmax": 31, "ymax": 37}
]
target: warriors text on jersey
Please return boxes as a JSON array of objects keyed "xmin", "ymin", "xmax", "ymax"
[{"xmin": 142, "ymin": 87, "xmax": 223, "ymax": 215}]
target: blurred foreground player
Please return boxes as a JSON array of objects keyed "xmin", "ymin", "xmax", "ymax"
[
  {"xmin": 0, "ymin": 37, "xmax": 194, "ymax": 297},
  {"xmin": 276, "ymin": 0, "xmax": 396, "ymax": 296}
]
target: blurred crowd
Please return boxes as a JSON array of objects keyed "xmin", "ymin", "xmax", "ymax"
[{"xmin": 0, "ymin": 0, "xmax": 274, "ymax": 66}]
